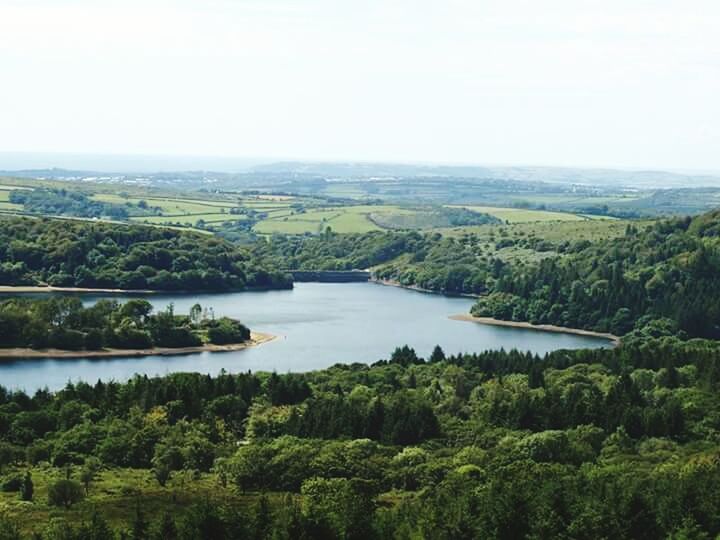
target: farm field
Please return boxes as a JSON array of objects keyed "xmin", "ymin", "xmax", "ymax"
[
  {"xmin": 447, "ymin": 205, "xmax": 589, "ymax": 223},
  {"xmin": 253, "ymin": 205, "xmax": 392, "ymax": 234},
  {"xmin": 500, "ymin": 194, "xmax": 642, "ymax": 206},
  {"xmin": 92, "ymin": 194, "xmax": 237, "ymax": 215},
  {"xmin": 91, "ymin": 193, "xmax": 312, "ymax": 228},
  {"xmin": 0, "ymin": 189, "xmax": 24, "ymax": 211},
  {"xmin": 131, "ymin": 213, "xmax": 246, "ymax": 226}
]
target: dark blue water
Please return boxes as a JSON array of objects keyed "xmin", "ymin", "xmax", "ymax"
[{"xmin": 0, "ymin": 282, "xmax": 611, "ymax": 392}]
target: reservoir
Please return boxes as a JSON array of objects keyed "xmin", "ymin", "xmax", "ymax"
[{"xmin": 0, "ymin": 282, "xmax": 612, "ymax": 392}]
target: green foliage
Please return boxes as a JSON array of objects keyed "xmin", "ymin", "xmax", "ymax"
[
  {"xmin": 47, "ymin": 479, "xmax": 84, "ymax": 508},
  {"xmin": 370, "ymin": 206, "xmax": 500, "ymax": 229},
  {"xmin": 205, "ymin": 317, "xmax": 251, "ymax": 345},
  {"xmin": 8, "ymin": 188, "xmax": 148, "ymax": 219},
  {"xmin": 471, "ymin": 211, "xmax": 720, "ymax": 337},
  {"xmin": 0, "ymin": 298, "xmax": 250, "ymax": 351},
  {"xmin": 0, "ymin": 216, "xmax": 292, "ymax": 290},
  {"xmin": 0, "ymin": 339, "xmax": 718, "ymax": 536}
]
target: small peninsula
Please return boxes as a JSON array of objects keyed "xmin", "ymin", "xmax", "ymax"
[{"xmin": 0, "ymin": 296, "xmax": 263, "ymax": 358}]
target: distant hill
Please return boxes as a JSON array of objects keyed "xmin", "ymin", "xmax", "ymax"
[{"xmin": 252, "ymin": 161, "xmax": 720, "ymax": 189}]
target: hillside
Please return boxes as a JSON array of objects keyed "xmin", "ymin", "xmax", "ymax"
[
  {"xmin": 0, "ymin": 216, "xmax": 292, "ymax": 291},
  {"xmin": 473, "ymin": 209, "xmax": 720, "ymax": 338}
]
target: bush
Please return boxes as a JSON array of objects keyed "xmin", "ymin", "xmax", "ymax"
[
  {"xmin": 48, "ymin": 479, "xmax": 84, "ymax": 508},
  {"xmin": 84, "ymin": 329, "xmax": 105, "ymax": 350},
  {"xmin": 206, "ymin": 318, "xmax": 250, "ymax": 345},
  {"xmin": 1, "ymin": 476, "xmax": 22, "ymax": 492},
  {"xmin": 26, "ymin": 442, "xmax": 51, "ymax": 465}
]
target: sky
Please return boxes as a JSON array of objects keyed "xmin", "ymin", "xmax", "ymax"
[{"xmin": 1, "ymin": 0, "xmax": 719, "ymax": 171}]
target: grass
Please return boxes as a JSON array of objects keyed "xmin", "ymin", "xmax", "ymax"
[
  {"xmin": 93, "ymin": 194, "xmax": 307, "ymax": 231},
  {"xmin": 132, "ymin": 213, "xmax": 245, "ymax": 226},
  {"xmin": 252, "ymin": 203, "xmax": 634, "ymax": 236},
  {"xmin": 253, "ymin": 205, "xmax": 394, "ymax": 234},
  {"xmin": 442, "ymin": 219, "xmax": 656, "ymax": 243},
  {"xmin": 447, "ymin": 205, "xmax": 586, "ymax": 223},
  {"xmin": 0, "ymin": 465, "xmax": 280, "ymax": 535},
  {"xmin": 0, "ymin": 192, "xmax": 24, "ymax": 211},
  {"xmin": 92, "ymin": 194, "xmax": 237, "ymax": 215}
]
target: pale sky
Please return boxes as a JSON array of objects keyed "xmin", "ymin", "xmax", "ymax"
[{"xmin": 1, "ymin": 0, "xmax": 719, "ymax": 170}]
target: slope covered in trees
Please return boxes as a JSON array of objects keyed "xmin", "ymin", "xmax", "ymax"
[
  {"xmin": 0, "ymin": 337, "xmax": 719, "ymax": 537},
  {"xmin": 473, "ymin": 211, "xmax": 720, "ymax": 338},
  {"xmin": 0, "ymin": 216, "xmax": 292, "ymax": 291},
  {"xmin": 264, "ymin": 230, "xmax": 503, "ymax": 295}
]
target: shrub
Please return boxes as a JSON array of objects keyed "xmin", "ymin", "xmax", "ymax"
[
  {"xmin": 1, "ymin": 476, "xmax": 22, "ymax": 492},
  {"xmin": 48, "ymin": 479, "xmax": 84, "ymax": 508},
  {"xmin": 206, "ymin": 318, "xmax": 250, "ymax": 345}
]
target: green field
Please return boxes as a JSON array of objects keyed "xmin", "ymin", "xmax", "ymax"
[
  {"xmin": 0, "ymin": 190, "xmax": 24, "ymax": 211},
  {"xmin": 131, "ymin": 213, "xmax": 246, "ymax": 226},
  {"xmin": 92, "ymin": 194, "xmax": 238, "ymax": 215},
  {"xmin": 253, "ymin": 205, "xmax": 391, "ymax": 234},
  {"xmin": 447, "ymin": 205, "xmax": 588, "ymax": 223},
  {"xmin": 92, "ymin": 194, "xmax": 306, "ymax": 228}
]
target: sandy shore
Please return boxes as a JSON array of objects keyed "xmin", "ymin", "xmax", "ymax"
[
  {"xmin": 0, "ymin": 332, "xmax": 276, "ymax": 360},
  {"xmin": 450, "ymin": 314, "xmax": 620, "ymax": 346}
]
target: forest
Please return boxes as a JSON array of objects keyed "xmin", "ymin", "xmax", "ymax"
[
  {"xmin": 0, "ymin": 297, "xmax": 250, "ymax": 351},
  {"xmin": 0, "ymin": 217, "xmax": 292, "ymax": 291},
  {"xmin": 0, "ymin": 337, "xmax": 718, "ymax": 537},
  {"xmin": 472, "ymin": 211, "xmax": 720, "ymax": 338}
]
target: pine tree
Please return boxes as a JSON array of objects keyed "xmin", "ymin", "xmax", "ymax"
[{"xmin": 429, "ymin": 345, "xmax": 446, "ymax": 363}]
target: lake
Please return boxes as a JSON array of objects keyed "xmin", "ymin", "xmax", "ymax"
[{"xmin": 0, "ymin": 282, "xmax": 612, "ymax": 392}]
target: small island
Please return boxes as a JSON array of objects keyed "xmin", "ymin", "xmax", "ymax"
[{"xmin": 0, "ymin": 297, "xmax": 271, "ymax": 359}]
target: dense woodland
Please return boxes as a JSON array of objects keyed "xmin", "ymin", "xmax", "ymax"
[
  {"xmin": 0, "ymin": 338, "xmax": 718, "ymax": 537},
  {"xmin": 0, "ymin": 297, "xmax": 250, "ymax": 351},
  {"xmin": 0, "ymin": 217, "xmax": 291, "ymax": 291},
  {"xmin": 473, "ymin": 211, "xmax": 720, "ymax": 338}
]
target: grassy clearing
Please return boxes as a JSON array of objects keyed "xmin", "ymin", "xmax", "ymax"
[
  {"xmin": 253, "ymin": 205, "xmax": 393, "ymax": 234},
  {"xmin": 447, "ymin": 205, "xmax": 586, "ymax": 223},
  {"xmin": 0, "ymin": 465, "xmax": 277, "ymax": 535}
]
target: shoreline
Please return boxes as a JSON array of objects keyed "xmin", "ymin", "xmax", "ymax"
[
  {"xmin": 0, "ymin": 285, "xmax": 291, "ymax": 295},
  {"xmin": 0, "ymin": 331, "xmax": 276, "ymax": 360},
  {"xmin": 450, "ymin": 314, "xmax": 621, "ymax": 346},
  {"xmin": 370, "ymin": 278, "xmax": 481, "ymax": 299},
  {"xmin": 0, "ymin": 285, "xmax": 159, "ymax": 294}
]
